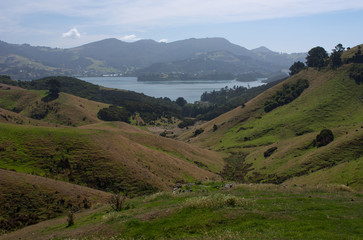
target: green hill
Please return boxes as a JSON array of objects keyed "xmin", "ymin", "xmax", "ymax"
[
  {"xmin": 179, "ymin": 47, "xmax": 363, "ymax": 190},
  {"xmin": 1, "ymin": 45, "xmax": 362, "ymax": 239}
]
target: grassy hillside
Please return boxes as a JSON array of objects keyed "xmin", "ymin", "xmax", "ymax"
[
  {"xmin": 0, "ymin": 169, "xmax": 110, "ymax": 233},
  {"xmin": 0, "ymin": 87, "xmax": 109, "ymax": 126},
  {"xmin": 2, "ymin": 184, "xmax": 362, "ymax": 239},
  {"xmin": 0, "ymin": 84, "xmax": 223, "ymax": 193},
  {"xmin": 179, "ymin": 54, "xmax": 363, "ymax": 189}
]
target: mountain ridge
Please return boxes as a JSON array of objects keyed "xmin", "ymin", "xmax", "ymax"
[{"xmin": 0, "ymin": 37, "xmax": 306, "ymax": 80}]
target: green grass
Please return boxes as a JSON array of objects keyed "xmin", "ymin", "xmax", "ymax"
[
  {"xmin": 0, "ymin": 123, "xmax": 156, "ymax": 195},
  {"xmin": 214, "ymin": 66, "xmax": 363, "ymax": 186},
  {"xmin": 36, "ymin": 184, "xmax": 363, "ymax": 240}
]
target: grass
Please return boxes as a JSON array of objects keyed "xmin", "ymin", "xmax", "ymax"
[
  {"xmin": 5, "ymin": 183, "xmax": 361, "ymax": 240},
  {"xmin": 209, "ymin": 65, "xmax": 363, "ymax": 187}
]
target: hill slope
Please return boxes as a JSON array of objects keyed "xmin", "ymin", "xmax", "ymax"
[
  {"xmin": 2, "ymin": 184, "xmax": 362, "ymax": 240},
  {"xmin": 0, "ymin": 85, "xmax": 223, "ymax": 195},
  {"xmin": 179, "ymin": 48, "xmax": 363, "ymax": 190}
]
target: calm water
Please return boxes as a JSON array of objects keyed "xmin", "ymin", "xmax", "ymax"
[{"xmin": 80, "ymin": 77, "xmax": 266, "ymax": 103}]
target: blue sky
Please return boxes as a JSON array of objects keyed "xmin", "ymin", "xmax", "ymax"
[{"xmin": 0, "ymin": 0, "xmax": 362, "ymax": 53}]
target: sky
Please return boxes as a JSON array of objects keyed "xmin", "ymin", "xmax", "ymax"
[{"xmin": 0, "ymin": 0, "xmax": 362, "ymax": 53}]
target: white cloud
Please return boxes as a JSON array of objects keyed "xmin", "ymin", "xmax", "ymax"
[
  {"xmin": 158, "ymin": 39, "xmax": 168, "ymax": 43},
  {"xmin": 119, "ymin": 34, "xmax": 141, "ymax": 42},
  {"xmin": 62, "ymin": 28, "xmax": 81, "ymax": 39}
]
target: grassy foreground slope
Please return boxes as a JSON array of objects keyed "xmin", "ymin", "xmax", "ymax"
[
  {"xmin": 180, "ymin": 49, "xmax": 363, "ymax": 189},
  {"xmin": 2, "ymin": 184, "xmax": 362, "ymax": 240},
  {"xmin": 0, "ymin": 169, "xmax": 110, "ymax": 233}
]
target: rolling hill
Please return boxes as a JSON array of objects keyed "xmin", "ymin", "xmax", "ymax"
[
  {"xmin": 1, "ymin": 45, "xmax": 362, "ymax": 239},
  {"xmin": 178, "ymin": 45, "xmax": 363, "ymax": 190}
]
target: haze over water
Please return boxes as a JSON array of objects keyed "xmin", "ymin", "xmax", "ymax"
[{"xmin": 80, "ymin": 77, "xmax": 266, "ymax": 103}]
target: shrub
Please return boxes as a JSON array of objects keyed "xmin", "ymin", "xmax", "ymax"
[
  {"xmin": 183, "ymin": 194, "xmax": 251, "ymax": 209},
  {"xmin": 178, "ymin": 118, "xmax": 196, "ymax": 128},
  {"xmin": 66, "ymin": 211, "xmax": 75, "ymax": 227},
  {"xmin": 97, "ymin": 105, "xmax": 131, "ymax": 123},
  {"xmin": 349, "ymin": 64, "xmax": 363, "ymax": 85},
  {"xmin": 264, "ymin": 147, "xmax": 277, "ymax": 158},
  {"xmin": 315, "ymin": 129, "xmax": 334, "ymax": 147},
  {"xmin": 193, "ymin": 128, "xmax": 204, "ymax": 137},
  {"xmin": 109, "ymin": 194, "xmax": 126, "ymax": 212}
]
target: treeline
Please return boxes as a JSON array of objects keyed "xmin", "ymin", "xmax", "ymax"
[
  {"xmin": 0, "ymin": 76, "xmax": 182, "ymax": 123},
  {"xmin": 138, "ymin": 72, "xmax": 235, "ymax": 81},
  {"xmin": 0, "ymin": 75, "xmax": 284, "ymax": 124},
  {"xmin": 179, "ymin": 79, "xmax": 284, "ymax": 121}
]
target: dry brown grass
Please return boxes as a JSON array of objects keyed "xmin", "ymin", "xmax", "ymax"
[{"xmin": 0, "ymin": 169, "xmax": 111, "ymax": 203}]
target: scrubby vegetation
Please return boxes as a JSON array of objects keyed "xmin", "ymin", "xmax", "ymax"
[
  {"xmin": 97, "ymin": 105, "xmax": 131, "ymax": 123},
  {"xmin": 349, "ymin": 63, "xmax": 363, "ymax": 84},
  {"xmin": 264, "ymin": 79, "xmax": 309, "ymax": 112},
  {"xmin": 315, "ymin": 129, "xmax": 334, "ymax": 147}
]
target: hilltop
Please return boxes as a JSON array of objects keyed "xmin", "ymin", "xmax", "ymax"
[{"xmin": 0, "ymin": 38, "xmax": 305, "ymax": 80}]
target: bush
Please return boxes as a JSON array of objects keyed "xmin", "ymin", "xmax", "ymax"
[
  {"xmin": 264, "ymin": 147, "xmax": 277, "ymax": 158},
  {"xmin": 178, "ymin": 118, "xmax": 196, "ymax": 128},
  {"xmin": 109, "ymin": 194, "xmax": 126, "ymax": 212},
  {"xmin": 97, "ymin": 105, "xmax": 131, "ymax": 123},
  {"xmin": 315, "ymin": 129, "xmax": 334, "ymax": 147},
  {"xmin": 349, "ymin": 64, "xmax": 363, "ymax": 85},
  {"xmin": 193, "ymin": 128, "xmax": 204, "ymax": 137}
]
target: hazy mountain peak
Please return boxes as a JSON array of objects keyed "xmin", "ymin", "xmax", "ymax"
[{"xmin": 251, "ymin": 46, "xmax": 275, "ymax": 54}]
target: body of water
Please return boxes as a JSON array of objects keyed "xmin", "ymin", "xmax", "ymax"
[{"xmin": 80, "ymin": 77, "xmax": 266, "ymax": 103}]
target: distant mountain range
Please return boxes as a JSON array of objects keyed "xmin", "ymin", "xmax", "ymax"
[{"xmin": 0, "ymin": 38, "xmax": 306, "ymax": 80}]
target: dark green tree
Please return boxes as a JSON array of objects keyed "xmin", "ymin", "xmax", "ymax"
[
  {"xmin": 42, "ymin": 79, "xmax": 61, "ymax": 101},
  {"xmin": 306, "ymin": 46, "xmax": 328, "ymax": 68},
  {"xmin": 176, "ymin": 97, "xmax": 187, "ymax": 107},
  {"xmin": 330, "ymin": 43, "xmax": 345, "ymax": 69},
  {"xmin": 289, "ymin": 61, "xmax": 305, "ymax": 76},
  {"xmin": 315, "ymin": 129, "xmax": 334, "ymax": 147},
  {"xmin": 47, "ymin": 79, "xmax": 61, "ymax": 96}
]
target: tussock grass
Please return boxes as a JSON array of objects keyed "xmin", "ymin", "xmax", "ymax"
[
  {"xmin": 182, "ymin": 193, "xmax": 253, "ymax": 209},
  {"xmin": 142, "ymin": 191, "xmax": 175, "ymax": 203}
]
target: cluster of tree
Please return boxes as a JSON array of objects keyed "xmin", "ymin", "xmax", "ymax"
[
  {"xmin": 349, "ymin": 64, "xmax": 363, "ymax": 85},
  {"xmin": 201, "ymin": 86, "xmax": 248, "ymax": 104},
  {"xmin": 179, "ymin": 80, "xmax": 284, "ymax": 121},
  {"xmin": 178, "ymin": 118, "xmax": 196, "ymax": 128},
  {"xmin": 289, "ymin": 43, "xmax": 347, "ymax": 76},
  {"xmin": 97, "ymin": 106, "xmax": 131, "ymax": 123},
  {"xmin": 347, "ymin": 45, "xmax": 363, "ymax": 63},
  {"xmin": 264, "ymin": 79, "xmax": 309, "ymax": 112}
]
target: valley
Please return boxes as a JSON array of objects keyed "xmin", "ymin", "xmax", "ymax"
[{"xmin": 0, "ymin": 43, "xmax": 362, "ymax": 239}]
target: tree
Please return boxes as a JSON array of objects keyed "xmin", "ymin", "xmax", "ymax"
[
  {"xmin": 315, "ymin": 129, "xmax": 334, "ymax": 147},
  {"xmin": 289, "ymin": 61, "xmax": 305, "ymax": 76},
  {"xmin": 176, "ymin": 97, "xmax": 187, "ymax": 107},
  {"xmin": 42, "ymin": 79, "xmax": 61, "ymax": 101},
  {"xmin": 47, "ymin": 79, "xmax": 61, "ymax": 97},
  {"xmin": 109, "ymin": 193, "xmax": 126, "ymax": 212},
  {"xmin": 306, "ymin": 46, "xmax": 328, "ymax": 68},
  {"xmin": 330, "ymin": 43, "xmax": 345, "ymax": 69}
]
